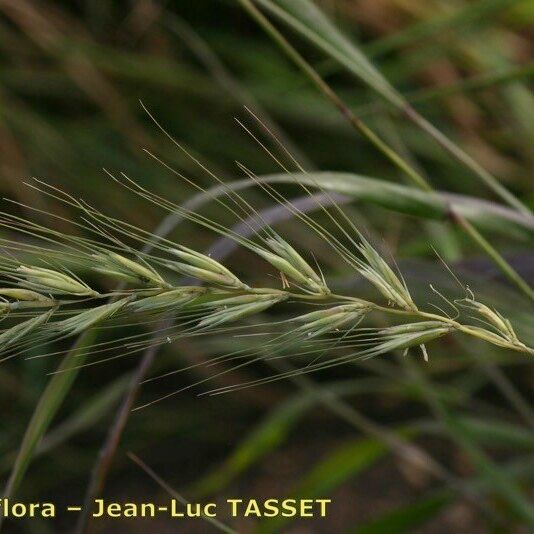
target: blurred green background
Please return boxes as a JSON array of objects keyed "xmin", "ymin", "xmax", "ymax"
[{"xmin": 0, "ymin": 0, "xmax": 533, "ymax": 532}]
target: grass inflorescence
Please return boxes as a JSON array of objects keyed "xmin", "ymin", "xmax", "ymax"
[{"xmin": 0, "ymin": 170, "xmax": 531, "ymax": 395}]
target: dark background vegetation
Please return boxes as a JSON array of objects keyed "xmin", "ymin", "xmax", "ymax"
[{"xmin": 0, "ymin": 0, "xmax": 533, "ymax": 532}]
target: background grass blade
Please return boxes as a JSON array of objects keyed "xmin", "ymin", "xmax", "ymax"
[
  {"xmin": 251, "ymin": 0, "xmax": 530, "ymax": 213},
  {"xmin": 259, "ymin": 437, "xmax": 393, "ymax": 533},
  {"xmin": 352, "ymin": 490, "xmax": 453, "ymax": 533},
  {"xmin": 1, "ymin": 331, "xmax": 96, "ymax": 521}
]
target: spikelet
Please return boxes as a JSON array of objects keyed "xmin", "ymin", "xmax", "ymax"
[
  {"xmin": 197, "ymin": 294, "xmax": 286, "ymax": 329},
  {"xmin": 48, "ymin": 298, "xmax": 128, "ymax": 336},
  {"xmin": 265, "ymin": 236, "xmax": 329, "ymax": 294},
  {"xmin": 93, "ymin": 251, "xmax": 169, "ymax": 288},
  {"xmin": 0, "ymin": 288, "xmax": 56, "ymax": 308},
  {"xmin": 378, "ymin": 321, "xmax": 445, "ymax": 336},
  {"xmin": 381, "ymin": 326, "xmax": 451, "ymax": 349},
  {"xmin": 128, "ymin": 287, "xmax": 205, "ymax": 313},
  {"xmin": 17, "ymin": 266, "xmax": 98, "ymax": 297},
  {"xmin": 164, "ymin": 246, "xmax": 246, "ymax": 289},
  {"xmin": 292, "ymin": 303, "xmax": 369, "ymax": 338},
  {"xmin": 200, "ymin": 290, "xmax": 285, "ymax": 308},
  {"xmin": 0, "ymin": 288, "xmax": 53, "ymax": 302},
  {"xmin": 293, "ymin": 303, "xmax": 369, "ymax": 323},
  {"xmin": 0, "ymin": 309, "xmax": 54, "ymax": 353},
  {"xmin": 460, "ymin": 325, "xmax": 527, "ymax": 352},
  {"xmin": 461, "ymin": 300, "xmax": 520, "ymax": 343},
  {"xmin": 356, "ymin": 239, "xmax": 416, "ymax": 311},
  {"xmin": 377, "ymin": 322, "xmax": 454, "ymax": 361},
  {"xmin": 250, "ymin": 242, "xmax": 329, "ymax": 294}
]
